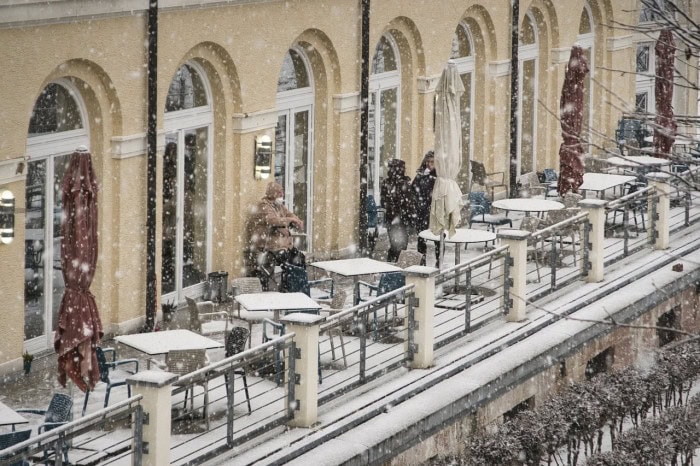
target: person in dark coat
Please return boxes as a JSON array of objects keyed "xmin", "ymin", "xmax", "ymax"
[
  {"xmin": 381, "ymin": 159, "xmax": 415, "ymax": 262},
  {"xmin": 411, "ymin": 151, "xmax": 440, "ymax": 266}
]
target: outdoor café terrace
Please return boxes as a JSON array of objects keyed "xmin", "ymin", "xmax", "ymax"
[{"xmin": 1, "ymin": 164, "xmax": 700, "ymax": 466}]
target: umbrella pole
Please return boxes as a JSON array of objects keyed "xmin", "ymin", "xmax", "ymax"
[{"xmin": 439, "ymin": 230, "xmax": 446, "ymax": 271}]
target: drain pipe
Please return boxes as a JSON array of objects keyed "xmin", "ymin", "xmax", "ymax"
[
  {"xmin": 145, "ymin": 0, "xmax": 158, "ymax": 332},
  {"xmin": 508, "ymin": 0, "xmax": 519, "ymax": 198},
  {"xmin": 358, "ymin": 0, "xmax": 370, "ymax": 255}
]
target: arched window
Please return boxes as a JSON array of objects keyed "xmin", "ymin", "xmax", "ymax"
[
  {"xmin": 578, "ymin": 3, "xmax": 595, "ymax": 153},
  {"xmin": 450, "ymin": 22, "xmax": 475, "ymax": 192},
  {"xmin": 518, "ymin": 12, "xmax": 539, "ymax": 175},
  {"xmin": 162, "ymin": 62, "xmax": 213, "ymax": 301},
  {"xmin": 24, "ymin": 80, "xmax": 88, "ymax": 353},
  {"xmin": 369, "ymin": 34, "xmax": 401, "ymax": 195},
  {"xmin": 276, "ymin": 47, "xmax": 314, "ymax": 251}
]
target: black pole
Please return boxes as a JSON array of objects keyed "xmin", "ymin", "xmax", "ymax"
[
  {"xmin": 508, "ymin": 0, "xmax": 520, "ymax": 198},
  {"xmin": 358, "ymin": 0, "xmax": 370, "ymax": 255},
  {"xmin": 145, "ymin": 0, "xmax": 158, "ymax": 332}
]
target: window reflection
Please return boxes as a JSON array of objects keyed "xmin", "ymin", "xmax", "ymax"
[{"xmin": 165, "ymin": 64, "xmax": 208, "ymax": 112}]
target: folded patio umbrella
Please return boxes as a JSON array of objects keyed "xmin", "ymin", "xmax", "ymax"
[
  {"xmin": 557, "ymin": 45, "xmax": 589, "ymax": 196},
  {"xmin": 54, "ymin": 147, "xmax": 103, "ymax": 393},
  {"xmin": 654, "ymin": 29, "xmax": 676, "ymax": 159},
  {"xmin": 430, "ymin": 60, "xmax": 464, "ymax": 240}
]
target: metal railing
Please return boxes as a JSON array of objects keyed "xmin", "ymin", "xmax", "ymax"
[
  {"xmin": 603, "ymin": 185, "xmax": 655, "ymax": 261},
  {"xmin": 432, "ymin": 246, "xmax": 509, "ymax": 349},
  {"xmin": 0, "ymin": 396, "xmax": 143, "ymax": 466},
  {"xmin": 317, "ymin": 284, "xmax": 415, "ymax": 404},
  {"xmin": 168, "ymin": 336, "xmax": 296, "ymax": 465}
]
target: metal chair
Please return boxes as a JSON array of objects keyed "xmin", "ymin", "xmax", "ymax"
[
  {"xmin": 16, "ymin": 393, "xmax": 73, "ymax": 464},
  {"xmin": 280, "ymin": 263, "xmax": 334, "ymax": 302},
  {"xmin": 262, "ymin": 318, "xmax": 323, "ymax": 385},
  {"xmin": 229, "ymin": 277, "xmax": 271, "ymax": 347},
  {"xmin": 356, "ymin": 271, "xmax": 406, "ymax": 339},
  {"xmin": 0, "ymin": 429, "xmax": 32, "ymax": 466},
  {"xmin": 320, "ymin": 289, "xmax": 348, "ymax": 368},
  {"xmin": 167, "ymin": 349, "xmax": 210, "ymax": 430},
  {"xmin": 467, "ymin": 192, "xmax": 513, "ymax": 232},
  {"xmin": 541, "ymin": 209, "xmax": 581, "ymax": 266},
  {"xmin": 563, "ymin": 192, "xmax": 583, "ymax": 209},
  {"xmin": 185, "ymin": 296, "xmax": 229, "ymax": 339},
  {"xmin": 396, "ymin": 250, "xmax": 423, "ymax": 268},
  {"xmin": 82, "ymin": 347, "xmax": 139, "ymax": 416},
  {"xmin": 470, "ymin": 160, "xmax": 507, "ymax": 199},
  {"xmin": 517, "ymin": 172, "xmax": 546, "ymax": 198},
  {"xmin": 224, "ymin": 327, "xmax": 252, "ymax": 414},
  {"xmin": 606, "ymin": 182, "xmax": 646, "ymax": 233}
]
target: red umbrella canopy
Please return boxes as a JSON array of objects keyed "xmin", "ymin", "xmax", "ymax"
[
  {"xmin": 557, "ymin": 45, "xmax": 590, "ymax": 196},
  {"xmin": 654, "ymin": 29, "xmax": 676, "ymax": 159},
  {"xmin": 54, "ymin": 148, "xmax": 103, "ymax": 393}
]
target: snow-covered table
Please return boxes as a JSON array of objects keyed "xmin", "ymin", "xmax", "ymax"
[
  {"xmin": 310, "ymin": 258, "xmax": 402, "ymax": 305},
  {"xmin": 419, "ymin": 229, "xmax": 497, "ymax": 266},
  {"xmin": 235, "ymin": 292, "xmax": 321, "ymax": 322},
  {"xmin": 114, "ymin": 329, "xmax": 223, "ymax": 368},
  {"xmin": 492, "ymin": 198, "xmax": 564, "ymax": 216},
  {"xmin": 0, "ymin": 400, "xmax": 28, "ymax": 430},
  {"xmin": 604, "ymin": 155, "xmax": 671, "ymax": 171},
  {"xmin": 579, "ymin": 173, "xmax": 637, "ymax": 199}
]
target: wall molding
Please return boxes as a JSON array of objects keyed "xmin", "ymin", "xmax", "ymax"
[
  {"xmin": 607, "ymin": 35, "xmax": 633, "ymax": 51},
  {"xmin": 110, "ymin": 132, "xmax": 166, "ymax": 159},
  {"xmin": 232, "ymin": 108, "xmax": 278, "ymax": 134},
  {"xmin": 551, "ymin": 47, "xmax": 572, "ymax": 64},
  {"xmin": 489, "ymin": 60, "xmax": 511, "ymax": 78},
  {"xmin": 417, "ymin": 75, "xmax": 440, "ymax": 94},
  {"xmin": 333, "ymin": 92, "xmax": 360, "ymax": 113},
  {"xmin": 0, "ymin": 157, "xmax": 27, "ymax": 185}
]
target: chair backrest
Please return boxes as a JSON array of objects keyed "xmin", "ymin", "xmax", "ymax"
[
  {"xmin": 330, "ymin": 289, "xmax": 347, "ymax": 310},
  {"xmin": 45, "ymin": 393, "xmax": 73, "ymax": 425},
  {"xmin": 468, "ymin": 191, "xmax": 491, "ymax": 216},
  {"xmin": 185, "ymin": 296, "xmax": 203, "ymax": 333},
  {"xmin": 543, "ymin": 168, "xmax": 558, "ymax": 183},
  {"xmin": 225, "ymin": 327, "xmax": 250, "ymax": 358},
  {"xmin": 230, "ymin": 277, "xmax": 263, "ymax": 295},
  {"xmin": 563, "ymin": 193, "xmax": 582, "ymax": 208},
  {"xmin": 282, "ymin": 263, "xmax": 310, "ymax": 295},
  {"xmin": 95, "ymin": 347, "xmax": 111, "ymax": 384},
  {"xmin": 0, "ymin": 429, "xmax": 32, "ymax": 465},
  {"xmin": 378, "ymin": 272, "xmax": 406, "ymax": 295},
  {"xmin": 470, "ymin": 160, "xmax": 487, "ymax": 184},
  {"xmin": 397, "ymin": 250, "xmax": 423, "ymax": 268},
  {"xmin": 166, "ymin": 349, "xmax": 208, "ymax": 377},
  {"xmin": 520, "ymin": 216, "xmax": 540, "ymax": 233}
]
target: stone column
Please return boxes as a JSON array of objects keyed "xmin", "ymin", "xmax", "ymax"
[
  {"xmin": 280, "ymin": 313, "xmax": 323, "ymax": 427},
  {"xmin": 403, "ymin": 265, "xmax": 439, "ymax": 369},
  {"xmin": 648, "ymin": 172, "xmax": 671, "ymax": 250},
  {"xmin": 127, "ymin": 370, "xmax": 178, "ymax": 466},
  {"xmin": 498, "ymin": 229, "xmax": 529, "ymax": 322},
  {"xmin": 579, "ymin": 199, "xmax": 607, "ymax": 282}
]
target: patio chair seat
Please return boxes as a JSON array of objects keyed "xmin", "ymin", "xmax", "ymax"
[
  {"xmin": 0, "ymin": 429, "xmax": 32, "ymax": 466},
  {"xmin": 82, "ymin": 346, "xmax": 138, "ymax": 416},
  {"xmin": 16, "ymin": 393, "xmax": 73, "ymax": 464}
]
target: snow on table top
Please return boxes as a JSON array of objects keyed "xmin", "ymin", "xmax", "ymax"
[
  {"xmin": 310, "ymin": 257, "xmax": 402, "ymax": 276},
  {"xmin": 235, "ymin": 291, "xmax": 321, "ymax": 311},
  {"xmin": 605, "ymin": 155, "xmax": 671, "ymax": 167},
  {"xmin": 419, "ymin": 228, "xmax": 496, "ymax": 243},
  {"xmin": 492, "ymin": 198, "xmax": 564, "ymax": 212},
  {"xmin": 114, "ymin": 329, "xmax": 223, "ymax": 355},
  {"xmin": 0, "ymin": 400, "xmax": 28, "ymax": 427},
  {"xmin": 580, "ymin": 172, "xmax": 637, "ymax": 191}
]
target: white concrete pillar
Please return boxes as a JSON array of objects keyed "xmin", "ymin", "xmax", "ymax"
[
  {"xmin": 648, "ymin": 172, "xmax": 671, "ymax": 250},
  {"xmin": 497, "ymin": 229, "xmax": 529, "ymax": 322},
  {"xmin": 280, "ymin": 313, "xmax": 323, "ymax": 427},
  {"xmin": 579, "ymin": 199, "xmax": 607, "ymax": 283},
  {"xmin": 403, "ymin": 266, "xmax": 439, "ymax": 369},
  {"xmin": 127, "ymin": 371, "xmax": 178, "ymax": 466}
]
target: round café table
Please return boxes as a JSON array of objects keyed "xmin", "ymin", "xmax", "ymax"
[
  {"xmin": 419, "ymin": 228, "xmax": 497, "ymax": 266},
  {"xmin": 491, "ymin": 198, "xmax": 564, "ymax": 217}
]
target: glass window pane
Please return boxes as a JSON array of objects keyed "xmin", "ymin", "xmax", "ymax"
[
  {"xmin": 368, "ymin": 92, "xmax": 377, "ymax": 194},
  {"xmin": 275, "ymin": 115, "xmax": 288, "ymax": 191},
  {"xmin": 161, "ymin": 137, "xmax": 178, "ymax": 295},
  {"xmin": 51, "ymin": 154, "xmax": 69, "ymax": 332},
  {"xmin": 451, "ymin": 24, "xmax": 472, "ymax": 59},
  {"xmin": 521, "ymin": 15, "xmax": 536, "ymax": 45},
  {"xmin": 379, "ymin": 88, "xmax": 398, "ymax": 187},
  {"xmin": 28, "ymin": 83, "xmax": 83, "ymax": 136},
  {"xmin": 371, "ymin": 36, "xmax": 397, "ymax": 74},
  {"xmin": 182, "ymin": 128, "xmax": 208, "ymax": 289},
  {"xmin": 636, "ymin": 92, "xmax": 648, "ymax": 112},
  {"xmin": 165, "ymin": 64, "xmax": 208, "ymax": 112},
  {"xmin": 278, "ymin": 49, "xmax": 310, "ymax": 92},
  {"xmin": 521, "ymin": 60, "xmax": 536, "ymax": 174},
  {"xmin": 293, "ymin": 111, "xmax": 309, "ymax": 226},
  {"xmin": 24, "ymin": 160, "xmax": 47, "ymax": 341},
  {"xmin": 637, "ymin": 45, "xmax": 650, "ymax": 73},
  {"xmin": 458, "ymin": 72, "xmax": 472, "ymax": 192},
  {"xmin": 581, "ymin": 48, "xmax": 592, "ymax": 153}
]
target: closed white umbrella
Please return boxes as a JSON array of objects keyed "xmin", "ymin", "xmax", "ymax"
[{"xmin": 430, "ymin": 60, "xmax": 464, "ymax": 244}]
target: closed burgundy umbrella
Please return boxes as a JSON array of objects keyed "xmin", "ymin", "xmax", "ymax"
[
  {"xmin": 54, "ymin": 146, "xmax": 103, "ymax": 392},
  {"xmin": 557, "ymin": 45, "xmax": 589, "ymax": 196},
  {"xmin": 654, "ymin": 29, "xmax": 676, "ymax": 159}
]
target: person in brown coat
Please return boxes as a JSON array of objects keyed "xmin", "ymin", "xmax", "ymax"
[{"xmin": 245, "ymin": 181, "xmax": 304, "ymax": 289}]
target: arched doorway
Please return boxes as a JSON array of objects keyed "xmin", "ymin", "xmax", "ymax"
[
  {"xmin": 369, "ymin": 34, "xmax": 401, "ymax": 195},
  {"xmin": 276, "ymin": 47, "xmax": 314, "ymax": 251},
  {"xmin": 24, "ymin": 80, "xmax": 89, "ymax": 352},
  {"xmin": 518, "ymin": 12, "xmax": 539, "ymax": 176},
  {"xmin": 161, "ymin": 62, "xmax": 213, "ymax": 303},
  {"xmin": 451, "ymin": 22, "xmax": 476, "ymax": 192}
]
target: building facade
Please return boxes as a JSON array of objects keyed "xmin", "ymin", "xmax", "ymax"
[{"xmin": 0, "ymin": 0, "xmax": 697, "ymax": 372}]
